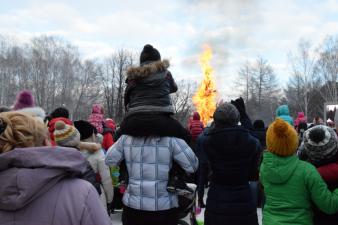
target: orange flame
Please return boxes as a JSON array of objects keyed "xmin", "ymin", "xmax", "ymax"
[{"xmin": 192, "ymin": 46, "xmax": 217, "ymax": 126}]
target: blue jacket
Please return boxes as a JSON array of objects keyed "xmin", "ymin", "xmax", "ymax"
[{"xmin": 105, "ymin": 135, "xmax": 198, "ymax": 211}]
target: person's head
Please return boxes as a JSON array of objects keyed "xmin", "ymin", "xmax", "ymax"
[
  {"xmin": 13, "ymin": 90, "xmax": 35, "ymax": 110},
  {"xmin": 140, "ymin": 44, "xmax": 161, "ymax": 65},
  {"xmin": 193, "ymin": 112, "xmax": 200, "ymax": 121},
  {"xmin": 253, "ymin": 120, "xmax": 265, "ymax": 130},
  {"xmin": 0, "ymin": 106, "xmax": 10, "ymax": 113},
  {"xmin": 266, "ymin": 118, "xmax": 298, "ymax": 157},
  {"xmin": 213, "ymin": 103, "xmax": 240, "ymax": 127},
  {"xmin": 91, "ymin": 104, "xmax": 104, "ymax": 114},
  {"xmin": 53, "ymin": 121, "xmax": 81, "ymax": 148},
  {"xmin": 50, "ymin": 107, "xmax": 70, "ymax": 119},
  {"xmin": 0, "ymin": 112, "xmax": 48, "ymax": 153},
  {"xmin": 74, "ymin": 120, "xmax": 96, "ymax": 142},
  {"xmin": 297, "ymin": 112, "xmax": 305, "ymax": 118},
  {"xmin": 302, "ymin": 125, "xmax": 338, "ymax": 166}
]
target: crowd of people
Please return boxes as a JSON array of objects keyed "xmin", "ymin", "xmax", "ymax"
[{"xmin": 0, "ymin": 44, "xmax": 338, "ymax": 225}]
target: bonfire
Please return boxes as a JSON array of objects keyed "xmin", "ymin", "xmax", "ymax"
[{"xmin": 192, "ymin": 46, "xmax": 217, "ymax": 126}]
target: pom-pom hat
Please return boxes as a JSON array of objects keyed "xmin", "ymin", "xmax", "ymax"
[
  {"xmin": 140, "ymin": 44, "xmax": 161, "ymax": 64},
  {"xmin": 303, "ymin": 125, "xmax": 338, "ymax": 165},
  {"xmin": 53, "ymin": 121, "xmax": 80, "ymax": 147},
  {"xmin": 266, "ymin": 118, "xmax": 298, "ymax": 156},
  {"xmin": 13, "ymin": 90, "xmax": 35, "ymax": 110}
]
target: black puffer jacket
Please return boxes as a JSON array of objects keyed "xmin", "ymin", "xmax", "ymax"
[
  {"xmin": 124, "ymin": 60, "xmax": 177, "ymax": 115},
  {"xmin": 203, "ymin": 126, "xmax": 261, "ymax": 225}
]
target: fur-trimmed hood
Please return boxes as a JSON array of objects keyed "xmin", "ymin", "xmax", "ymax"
[
  {"xmin": 127, "ymin": 60, "xmax": 169, "ymax": 80},
  {"xmin": 16, "ymin": 107, "xmax": 46, "ymax": 122}
]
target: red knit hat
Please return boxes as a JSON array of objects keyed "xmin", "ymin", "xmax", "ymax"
[{"xmin": 13, "ymin": 90, "xmax": 35, "ymax": 110}]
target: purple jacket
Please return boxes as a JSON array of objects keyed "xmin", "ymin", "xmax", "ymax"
[{"xmin": 0, "ymin": 147, "xmax": 112, "ymax": 225}]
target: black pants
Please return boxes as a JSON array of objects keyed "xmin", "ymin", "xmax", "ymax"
[
  {"xmin": 198, "ymin": 163, "xmax": 209, "ymax": 202},
  {"xmin": 122, "ymin": 205, "xmax": 178, "ymax": 225}
]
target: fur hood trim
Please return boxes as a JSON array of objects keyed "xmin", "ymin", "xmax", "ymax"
[
  {"xmin": 127, "ymin": 60, "xmax": 169, "ymax": 80},
  {"xmin": 16, "ymin": 107, "xmax": 46, "ymax": 122},
  {"xmin": 78, "ymin": 142, "xmax": 100, "ymax": 153}
]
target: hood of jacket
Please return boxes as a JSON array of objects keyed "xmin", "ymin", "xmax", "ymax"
[
  {"xmin": 276, "ymin": 105, "xmax": 290, "ymax": 117},
  {"xmin": 297, "ymin": 112, "xmax": 305, "ymax": 118},
  {"xmin": 48, "ymin": 117, "xmax": 73, "ymax": 134},
  {"xmin": 0, "ymin": 146, "xmax": 87, "ymax": 211},
  {"xmin": 192, "ymin": 112, "xmax": 200, "ymax": 120},
  {"xmin": 260, "ymin": 151, "xmax": 298, "ymax": 184},
  {"xmin": 16, "ymin": 107, "xmax": 46, "ymax": 122},
  {"xmin": 126, "ymin": 59, "xmax": 169, "ymax": 80},
  {"xmin": 276, "ymin": 105, "xmax": 294, "ymax": 125},
  {"xmin": 105, "ymin": 119, "xmax": 116, "ymax": 130},
  {"xmin": 91, "ymin": 104, "xmax": 104, "ymax": 114}
]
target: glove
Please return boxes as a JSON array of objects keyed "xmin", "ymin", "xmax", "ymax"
[{"xmin": 231, "ymin": 97, "xmax": 246, "ymax": 118}]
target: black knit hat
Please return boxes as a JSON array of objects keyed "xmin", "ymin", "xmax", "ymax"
[
  {"xmin": 140, "ymin": 44, "xmax": 161, "ymax": 64},
  {"xmin": 253, "ymin": 120, "xmax": 265, "ymax": 129},
  {"xmin": 74, "ymin": 120, "xmax": 95, "ymax": 140},
  {"xmin": 50, "ymin": 107, "xmax": 70, "ymax": 119}
]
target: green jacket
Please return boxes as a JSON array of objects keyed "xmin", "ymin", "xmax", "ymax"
[{"xmin": 260, "ymin": 152, "xmax": 338, "ymax": 225}]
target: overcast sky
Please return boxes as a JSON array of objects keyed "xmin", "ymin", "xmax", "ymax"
[{"xmin": 1, "ymin": 0, "xmax": 338, "ymax": 99}]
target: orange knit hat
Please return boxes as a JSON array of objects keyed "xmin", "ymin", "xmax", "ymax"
[{"xmin": 266, "ymin": 118, "xmax": 299, "ymax": 156}]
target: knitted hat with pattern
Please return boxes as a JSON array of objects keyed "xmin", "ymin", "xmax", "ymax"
[
  {"xmin": 54, "ymin": 121, "xmax": 80, "ymax": 147},
  {"xmin": 266, "ymin": 118, "xmax": 298, "ymax": 156},
  {"xmin": 303, "ymin": 125, "xmax": 338, "ymax": 166}
]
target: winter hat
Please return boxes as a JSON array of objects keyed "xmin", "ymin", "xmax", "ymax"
[
  {"xmin": 276, "ymin": 105, "xmax": 294, "ymax": 126},
  {"xmin": 0, "ymin": 106, "xmax": 10, "ymax": 113},
  {"xmin": 74, "ymin": 120, "xmax": 96, "ymax": 140},
  {"xmin": 54, "ymin": 121, "xmax": 80, "ymax": 147},
  {"xmin": 213, "ymin": 103, "xmax": 240, "ymax": 126},
  {"xmin": 253, "ymin": 120, "xmax": 265, "ymax": 129},
  {"xmin": 266, "ymin": 118, "xmax": 298, "ymax": 157},
  {"xmin": 13, "ymin": 90, "xmax": 35, "ymax": 110},
  {"xmin": 50, "ymin": 107, "xmax": 70, "ymax": 119},
  {"xmin": 303, "ymin": 125, "xmax": 338, "ymax": 166},
  {"xmin": 140, "ymin": 44, "xmax": 161, "ymax": 64}
]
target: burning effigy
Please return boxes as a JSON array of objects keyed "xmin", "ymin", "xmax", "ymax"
[{"xmin": 192, "ymin": 46, "xmax": 217, "ymax": 126}]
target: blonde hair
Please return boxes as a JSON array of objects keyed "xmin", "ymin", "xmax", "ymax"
[{"xmin": 0, "ymin": 112, "xmax": 48, "ymax": 153}]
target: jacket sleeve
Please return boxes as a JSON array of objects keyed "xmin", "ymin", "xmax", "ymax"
[
  {"xmin": 317, "ymin": 162, "xmax": 338, "ymax": 185},
  {"xmin": 249, "ymin": 138, "xmax": 262, "ymax": 181},
  {"xmin": 105, "ymin": 135, "xmax": 125, "ymax": 167},
  {"xmin": 124, "ymin": 80, "xmax": 135, "ymax": 109},
  {"xmin": 97, "ymin": 151, "xmax": 114, "ymax": 203},
  {"xmin": 80, "ymin": 185, "xmax": 112, "ymax": 225},
  {"xmin": 166, "ymin": 71, "xmax": 178, "ymax": 93},
  {"xmin": 306, "ymin": 164, "xmax": 338, "ymax": 214},
  {"xmin": 171, "ymin": 137, "xmax": 199, "ymax": 173}
]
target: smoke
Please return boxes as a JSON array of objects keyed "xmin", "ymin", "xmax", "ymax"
[{"xmin": 179, "ymin": 0, "xmax": 261, "ymax": 98}]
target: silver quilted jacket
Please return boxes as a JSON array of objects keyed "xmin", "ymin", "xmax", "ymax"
[{"xmin": 105, "ymin": 135, "xmax": 198, "ymax": 211}]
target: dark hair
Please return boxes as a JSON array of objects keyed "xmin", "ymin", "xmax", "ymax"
[
  {"xmin": 253, "ymin": 120, "xmax": 265, "ymax": 129},
  {"xmin": 0, "ymin": 106, "xmax": 10, "ymax": 113},
  {"xmin": 50, "ymin": 107, "xmax": 69, "ymax": 119},
  {"xmin": 73, "ymin": 120, "xmax": 95, "ymax": 140}
]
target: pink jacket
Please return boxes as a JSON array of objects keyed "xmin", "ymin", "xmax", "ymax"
[
  {"xmin": 0, "ymin": 147, "xmax": 112, "ymax": 225},
  {"xmin": 88, "ymin": 104, "xmax": 105, "ymax": 134}
]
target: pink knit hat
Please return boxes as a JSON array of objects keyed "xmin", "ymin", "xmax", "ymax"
[{"xmin": 13, "ymin": 90, "xmax": 35, "ymax": 110}]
